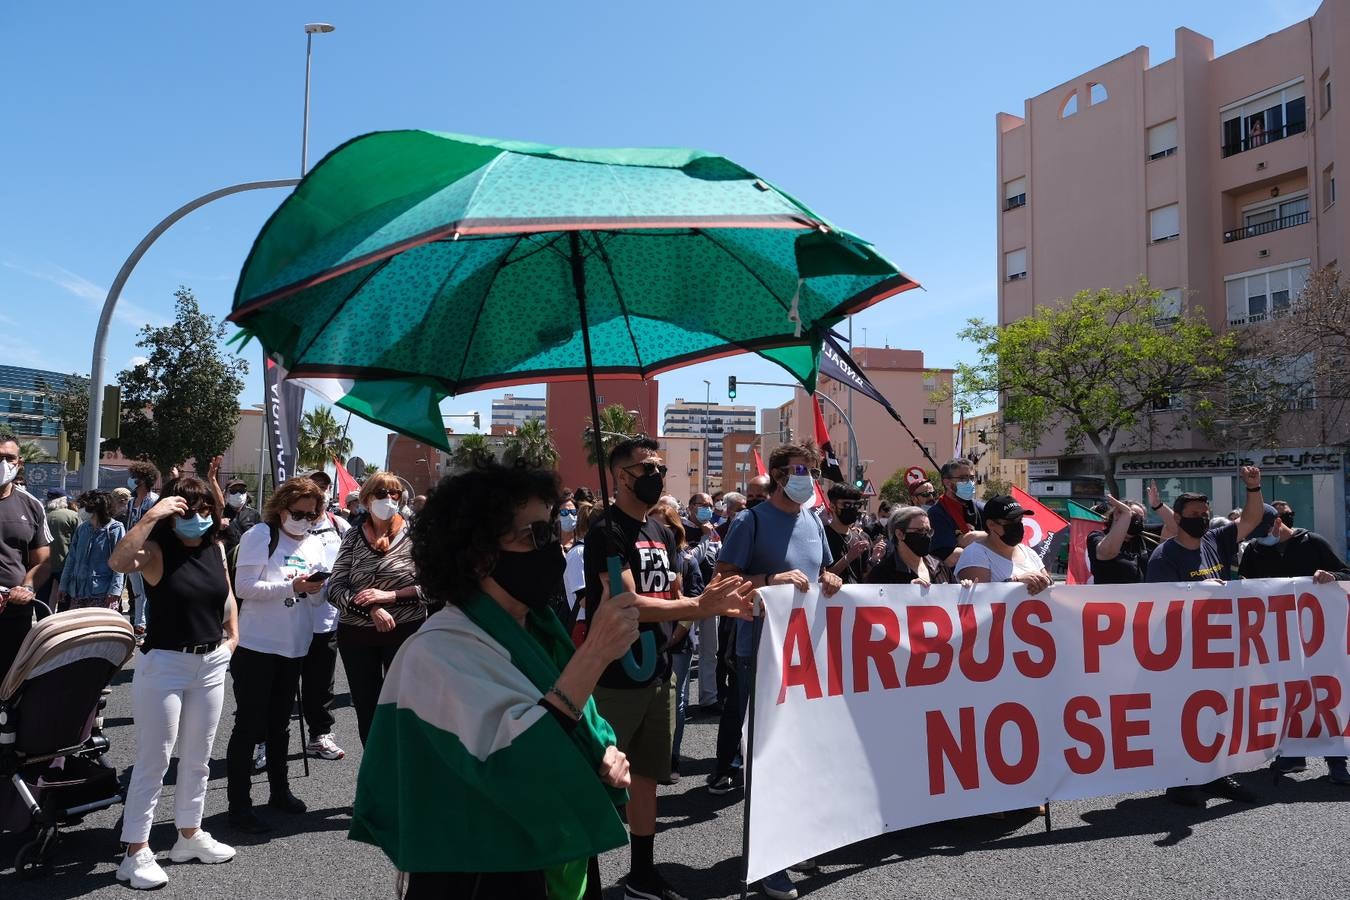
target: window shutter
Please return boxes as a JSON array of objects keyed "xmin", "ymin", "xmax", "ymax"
[
  {"xmin": 1225, "ymin": 279, "xmax": 1247, "ymax": 325},
  {"xmin": 1005, "ymin": 249, "xmax": 1027, "ymax": 279},
  {"xmin": 1147, "ymin": 120, "xmax": 1177, "ymax": 156},
  {"xmin": 1150, "ymin": 204, "xmax": 1180, "ymax": 241},
  {"xmin": 1004, "ymin": 177, "xmax": 1026, "ymax": 200}
]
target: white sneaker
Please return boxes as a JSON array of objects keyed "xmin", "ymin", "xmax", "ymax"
[
  {"xmin": 116, "ymin": 847, "xmax": 168, "ymax": 890},
  {"xmin": 168, "ymin": 830, "xmax": 235, "ymax": 864},
  {"xmin": 252, "ymin": 743, "xmax": 267, "ymax": 772},
  {"xmin": 305, "ymin": 733, "xmax": 346, "ymax": 760}
]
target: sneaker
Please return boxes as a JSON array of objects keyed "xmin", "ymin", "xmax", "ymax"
[
  {"xmin": 305, "ymin": 733, "xmax": 346, "ymax": 760},
  {"xmin": 707, "ymin": 771, "xmax": 743, "ymax": 795},
  {"xmin": 168, "ymin": 830, "xmax": 235, "ymax": 864},
  {"xmin": 252, "ymin": 743, "xmax": 266, "ymax": 773},
  {"xmin": 1274, "ymin": 756, "xmax": 1307, "ymax": 774},
  {"xmin": 227, "ymin": 809, "xmax": 272, "ymax": 835},
  {"xmin": 788, "ymin": 858, "xmax": 820, "ymax": 873},
  {"xmin": 1328, "ymin": 759, "xmax": 1350, "ymax": 785},
  {"xmin": 761, "ymin": 870, "xmax": 799, "ymax": 900},
  {"xmin": 1165, "ymin": 786, "xmax": 1206, "ymax": 808},
  {"xmin": 623, "ymin": 868, "xmax": 689, "ymax": 900},
  {"xmin": 116, "ymin": 847, "xmax": 168, "ymax": 890},
  {"xmin": 1202, "ymin": 775, "xmax": 1256, "ymax": 803},
  {"xmin": 268, "ymin": 792, "xmax": 307, "ymax": 814}
]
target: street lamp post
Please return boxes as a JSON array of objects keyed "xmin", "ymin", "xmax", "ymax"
[
  {"xmin": 701, "ymin": 379, "xmax": 711, "ymax": 495},
  {"xmin": 301, "ymin": 23, "xmax": 336, "ymax": 175}
]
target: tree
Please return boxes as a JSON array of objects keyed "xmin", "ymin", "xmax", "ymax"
[
  {"xmin": 942, "ymin": 279, "xmax": 1236, "ymax": 496},
  {"xmin": 582, "ymin": 404, "xmax": 640, "ymax": 468},
  {"xmin": 503, "ymin": 418, "xmax": 559, "ymax": 469},
  {"xmin": 879, "ymin": 467, "xmax": 939, "ymax": 504},
  {"xmin": 298, "ymin": 405, "xmax": 353, "ymax": 471},
  {"xmin": 36, "ymin": 373, "xmax": 89, "ymax": 451},
  {"xmin": 110, "ymin": 287, "xmax": 248, "ymax": 475},
  {"xmin": 980, "ymin": 477, "xmax": 1012, "ymax": 501},
  {"xmin": 450, "ymin": 433, "xmax": 495, "ymax": 470}
]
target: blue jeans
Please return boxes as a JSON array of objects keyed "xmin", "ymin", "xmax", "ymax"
[
  {"xmin": 714, "ymin": 654, "xmax": 754, "ymax": 775},
  {"xmin": 671, "ymin": 650, "xmax": 692, "ymax": 763},
  {"xmin": 129, "ymin": 571, "xmax": 148, "ymax": 630}
]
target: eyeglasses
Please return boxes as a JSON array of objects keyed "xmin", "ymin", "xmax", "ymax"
[
  {"xmin": 778, "ymin": 464, "xmax": 822, "ymax": 479},
  {"xmin": 287, "ymin": 508, "xmax": 321, "ymax": 522},
  {"xmin": 623, "ymin": 461, "xmax": 668, "ymax": 478},
  {"xmin": 179, "ymin": 505, "xmax": 213, "ymax": 518},
  {"xmin": 228, "ymin": 488, "xmax": 247, "ymax": 495},
  {"xmin": 915, "ymin": 491, "xmax": 936, "ymax": 499},
  {"xmin": 900, "ymin": 527, "xmax": 934, "ymax": 537},
  {"xmin": 516, "ymin": 519, "xmax": 554, "ymax": 549},
  {"xmin": 372, "ymin": 488, "xmax": 402, "ymax": 500},
  {"xmin": 559, "ymin": 509, "xmax": 578, "ymax": 518},
  {"xmin": 838, "ymin": 502, "xmax": 863, "ymax": 511}
]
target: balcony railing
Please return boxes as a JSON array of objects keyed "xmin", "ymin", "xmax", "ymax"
[
  {"xmin": 1220, "ymin": 120, "xmax": 1306, "ymax": 158},
  {"xmin": 1223, "ymin": 210, "xmax": 1310, "ymax": 242}
]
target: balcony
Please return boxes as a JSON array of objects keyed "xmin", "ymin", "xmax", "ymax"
[
  {"xmin": 1223, "ymin": 210, "xmax": 1309, "ymax": 242},
  {"xmin": 1220, "ymin": 120, "xmax": 1305, "ymax": 158}
]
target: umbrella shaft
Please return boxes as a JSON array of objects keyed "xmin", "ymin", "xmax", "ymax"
[{"xmin": 571, "ymin": 232, "xmax": 612, "ymax": 507}]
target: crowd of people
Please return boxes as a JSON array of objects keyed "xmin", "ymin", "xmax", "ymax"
[{"xmin": 0, "ymin": 429, "xmax": 1346, "ymax": 898}]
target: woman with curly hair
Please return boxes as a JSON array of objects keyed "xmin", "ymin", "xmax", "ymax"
[
  {"xmin": 350, "ymin": 464, "xmax": 641, "ymax": 899},
  {"xmin": 226, "ymin": 476, "xmax": 330, "ymax": 835},
  {"xmin": 57, "ymin": 489, "xmax": 126, "ymax": 611},
  {"xmin": 326, "ymin": 471, "xmax": 428, "ymax": 746}
]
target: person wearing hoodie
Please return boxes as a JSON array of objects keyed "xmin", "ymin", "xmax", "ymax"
[{"xmin": 1238, "ymin": 501, "xmax": 1350, "ymax": 786}]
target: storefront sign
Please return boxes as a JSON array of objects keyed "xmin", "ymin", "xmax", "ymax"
[
  {"xmin": 1117, "ymin": 448, "xmax": 1343, "ymax": 477},
  {"xmin": 1027, "ymin": 458, "xmax": 1059, "ymax": 478}
]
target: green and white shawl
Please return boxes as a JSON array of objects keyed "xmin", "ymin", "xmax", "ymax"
[{"xmin": 350, "ymin": 593, "xmax": 628, "ymax": 896}]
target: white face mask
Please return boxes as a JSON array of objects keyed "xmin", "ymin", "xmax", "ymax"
[
  {"xmin": 281, "ymin": 517, "xmax": 311, "ymax": 538},
  {"xmin": 369, "ymin": 498, "xmax": 399, "ymax": 521},
  {"xmin": 226, "ymin": 492, "xmax": 247, "ymax": 508},
  {"xmin": 0, "ymin": 460, "xmax": 16, "ymax": 487}
]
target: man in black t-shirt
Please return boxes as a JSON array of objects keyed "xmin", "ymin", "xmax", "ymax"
[
  {"xmin": 0, "ymin": 437, "xmax": 51, "ymax": 676},
  {"xmin": 583, "ymin": 437, "xmax": 753, "ymax": 900},
  {"xmin": 1088, "ymin": 485, "xmax": 1175, "ymax": 584},
  {"xmin": 823, "ymin": 484, "xmax": 871, "ymax": 583}
]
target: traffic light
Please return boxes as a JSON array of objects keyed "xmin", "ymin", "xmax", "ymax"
[
  {"xmin": 101, "ymin": 384, "xmax": 121, "ymax": 440},
  {"xmin": 977, "ymin": 428, "xmax": 988, "ymax": 444},
  {"xmin": 853, "ymin": 465, "xmax": 865, "ymax": 490},
  {"xmin": 727, "ymin": 376, "xmax": 737, "ymax": 400},
  {"xmin": 57, "ymin": 428, "xmax": 68, "ymax": 466},
  {"xmin": 473, "ymin": 411, "xmax": 480, "ymax": 429}
]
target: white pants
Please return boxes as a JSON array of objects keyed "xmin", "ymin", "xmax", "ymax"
[
  {"xmin": 120, "ymin": 645, "xmax": 230, "ymax": 844},
  {"xmin": 696, "ymin": 617, "xmax": 719, "ymax": 706}
]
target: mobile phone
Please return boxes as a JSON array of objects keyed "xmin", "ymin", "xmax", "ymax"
[{"xmin": 307, "ymin": 571, "xmax": 331, "ymax": 583}]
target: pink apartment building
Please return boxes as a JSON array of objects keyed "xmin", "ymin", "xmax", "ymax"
[{"xmin": 997, "ymin": 3, "xmax": 1348, "ymax": 550}]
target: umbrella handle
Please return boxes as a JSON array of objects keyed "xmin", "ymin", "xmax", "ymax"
[{"xmin": 608, "ymin": 555, "xmax": 657, "ymax": 682}]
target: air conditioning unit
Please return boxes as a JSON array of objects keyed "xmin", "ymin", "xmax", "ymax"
[
  {"xmin": 1257, "ymin": 249, "xmax": 1270, "ymax": 258},
  {"xmin": 1256, "ymin": 162, "xmax": 1267, "ymax": 170}
]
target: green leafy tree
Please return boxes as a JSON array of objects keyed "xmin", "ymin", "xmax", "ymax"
[
  {"xmin": 941, "ymin": 279, "xmax": 1236, "ymax": 496},
  {"xmin": 450, "ymin": 433, "xmax": 495, "ymax": 470},
  {"xmin": 582, "ymin": 404, "xmax": 640, "ymax": 468},
  {"xmin": 111, "ymin": 287, "xmax": 248, "ymax": 475},
  {"xmin": 17, "ymin": 440, "xmax": 51, "ymax": 463},
  {"xmin": 35, "ymin": 373, "xmax": 90, "ymax": 451},
  {"xmin": 980, "ymin": 477, "xmax": 1012, "ymax": 501},
  {"xmin": 298, "ymin": 405, "xmax": 353, "ymax": 471},
  {"xmin": 879, "ymin": 467, "xmax": 940, "ymax": 504},
  {"xmin": 503, "ymin": 418, "xmax": 559, "ymax": 469}
]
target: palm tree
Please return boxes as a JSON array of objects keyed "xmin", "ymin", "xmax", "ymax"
[
  {"xmin": 17, "ymin": 440, "xmax": 52, "ymax": 464},
  {"xmin": 503, "ymin": 418, "xmax": 559, "ymax": 469},
  {"xmin": 450, "ymin": 433, "xmax": 495, "ymax": 471},
  {"xmin": 582, "ymin": 404, "xmax": 640, "ymax": 468},
  {"xmin": 298, "ymin": 405, "xmax": 353, "ymax": 471}
]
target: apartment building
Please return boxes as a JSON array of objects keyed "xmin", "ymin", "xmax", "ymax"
[
  {"xmin": 997, "ymin": 4, "xmax": 1348, "ymax": 549},
  {"xmin": 955, "ymin": 411, "xmax": 1029, "ymax": 493},
  {"xmin": 662, "ymin": 399, "xmax": 757, "ymax": 477},
  {"xmin": 489, "ymin": 393, "xmax": 546, "ymax": 435}
]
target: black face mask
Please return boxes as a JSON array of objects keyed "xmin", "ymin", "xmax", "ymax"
[
  {"xmin": 630, "ymin": 472, "xmax": 665, "ymax": 506},
  {"xmin": 746, "ymin": 497, "xmax": 766, "ymax": 509},
  {"xmin": 491, "ymin": 542, "xmax": 566, "ymax": 611},
  {"xmin": 999, "ymin": 521, "xmax": 1025, "ymax": 546},
  {"xmin": 1279, "ymin": 511, "xmax": 1295, "ymax": 527},
  {"xmin": 1179, "ymin": 516, "xmax": 1210, "ymax": 539},
  {"xmin": 836, "ymin": 507, "xmax": 860, "ymax": 525},
  {"xmin": 903, "ymin": 532, "xmax": 933, "ymax": 557},
  {"xmin": 1127, "ymin": 516, "xmax": 1145, "ymax": 537}
]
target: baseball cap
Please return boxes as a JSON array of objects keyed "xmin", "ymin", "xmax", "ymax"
[
  {"xmin": 45, "ymin": 489, "xmax": 66, "ymax": 501},
  {"xmin": 226, "ymin": 478, "xmax": 248, "ymax": 491},
  {"xmin": 983, "ymin": 495, "xmax": 1035, "ymax": 521},
  {"xmin": 1248, "ymin": 504, "xmax": 1279, "ymax": 540}
]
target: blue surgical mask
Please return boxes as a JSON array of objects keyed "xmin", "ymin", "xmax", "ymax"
[
  {"xmin": 1254, "ymin": 534, "xmax": 1279, "ymax": 547},
  {"xmin": 785, "ymin": 475, "xmax": 816, "ymax": 504},
  {"xmin": 696, "ymin": 506, "xmax": 714, "ymax": 523},
  {"xmin": 559, "ymin": 510, "xmax": 578, "ymax": 532},
  {"xmin": 127, "ymin": 476, "xmax": 139, "ymax": 490},
  {"xmin": 955, "ymin": 480, "xmax": 976, "ymax": 501},
  {"xmin": 173, "ymin": 513, "xmax": 212, "ymax": 539}
]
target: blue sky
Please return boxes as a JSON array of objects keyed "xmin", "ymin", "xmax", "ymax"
[{"xmin": 0, "ymin": 0, "xmax": 1320, "ymax": 468}]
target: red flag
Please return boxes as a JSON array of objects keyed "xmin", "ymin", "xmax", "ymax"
[
  {"xmin": 753, "ymin": 447, "xmax": 767, "ymax": 477},
  {"xmin": 1065, "ymin": 500, "xmax": 1105, "ymax": 585},
  {"xmin": 333, "ymin": 456, "xmax": 360, "ymax": 505},
  {"xmin": 1010, "ymin": 485, "xmax": 1069, "ymax": 560},
  {"xmin": 812, "ymin": 395, "xmax": 845, "ymax": 483}
]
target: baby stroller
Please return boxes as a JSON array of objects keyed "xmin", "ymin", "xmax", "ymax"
[{"xmin": 0, "ymin": 604, "xmax": 136, "ymax": 876}]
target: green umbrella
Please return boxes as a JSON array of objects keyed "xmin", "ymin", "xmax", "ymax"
[{"xmin": 229, "ymin": 130, "xmax": 918, "ymax": 496}]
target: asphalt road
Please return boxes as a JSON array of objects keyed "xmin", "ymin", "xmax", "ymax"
[{"xmin": 3, "ymin": 650, "xmax": 1346, "ymax": 900}]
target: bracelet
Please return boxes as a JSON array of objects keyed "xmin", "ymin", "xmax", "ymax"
[
  {"xmin": 547, "ymin": 685, "xmax": 582, "ymax": 720},
  {"xmin": 1150, "ymin": 503, "xmax": 1163, "ymax": 511},
  {"xmin": 1245, "ymin": 485, "xmax": 1262, "ymax": 492}
]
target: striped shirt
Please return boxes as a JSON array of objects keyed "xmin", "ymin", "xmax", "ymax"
[{"xmin": 326, "ymin": 523, "xmax": 427, "ymax": 628}]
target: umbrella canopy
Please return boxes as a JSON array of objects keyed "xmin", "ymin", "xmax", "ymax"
[{"xmin": 229, "ymin": 131, "xmax": 918, "ymax": 450}]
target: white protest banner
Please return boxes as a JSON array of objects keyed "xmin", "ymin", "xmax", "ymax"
[{"xmin": 745, "ymin": 580, "xmax": 1350, "ymax": 882}]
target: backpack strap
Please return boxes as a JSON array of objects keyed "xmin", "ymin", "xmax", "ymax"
[{"xmin": 267, "ymin": 521, "xmax": 281, "ymax": 559}]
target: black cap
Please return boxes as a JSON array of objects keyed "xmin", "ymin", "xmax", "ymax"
[
  {"xmin": 45, "ymin": 489, "xmax": 66, "ymax": 500},
  {"xmin": 226, "ymin": 479, "xmax": 248, "ymax": 491},
  {"xmin": 984, "ymin": 495, "xmax": 1034, "ymax": 521},
  {"xmin": 1249, "ymin": 504, "xmax": 1279, "ymax": 540}
]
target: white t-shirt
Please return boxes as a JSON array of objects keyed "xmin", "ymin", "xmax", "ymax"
[
  {"xmin": 307, "ymin": 512, "xmax": 348, "ymax": 634},
  {"xmin": 954, "ymin": 541, "xmax": 1046, "ymax": 583},
  {"xmin": 563, "ymin": 540, "xmax": 586, "ymax": 614},
  {"xmin": 235, "ymin": 523, "xmax": 327, "ymax": 658}
]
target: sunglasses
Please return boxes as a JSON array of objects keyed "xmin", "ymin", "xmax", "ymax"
[
  {"xmin": 900, "ymin": 527, "xmax": 934, "ymax": 537},
  {"xmin": 779, "ymin": 464, "xmax": 822, "ymax": 478},
  {"xmin": 838, "ymin": 502, "xmax": 863, "ymax": 511},
  {"xmin": 287, "ymin": 508, "xmax": 321, "ymax": 522},
  {"xmin": 179, "ymin": 505, "xmax": 213, "ymax": 518},
  {"xmin": 559, "ymin": 509, "xmax": 578, "ymax": 518},
  {"xmin": 915, "ymin": 491, "xmax": 936, "ymax": 499},
  {"xmin": 371, "ymin": 488, "xmax": 403, "ymax": 500},
  {"xmin": 623, "ymin": 461, "xmax": 668, "ymax": 478},
  {"xmin": 516, "ymin": 519, "xmax": 555, "ymax": 549}
]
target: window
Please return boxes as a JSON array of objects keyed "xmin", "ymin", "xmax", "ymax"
[
  {"xmin": 1220, "ymin": 80, "xmax": 1306, "ymax": 157},
  {"xmin": 923, "ymin": 376, "xmax": 937, "ymax": 392},
  {"xmin": 923, "ymin": 444, "xmax": 936, "ymax": 459},
  {"xmin": 1090, "ymin": 82, "xmax": 1108, "ymax": 105},
  {"xmin": 1321, "ymin": 71, "xmax": 1332, "ymax": 114},
  {"xmin": 923, "ymin": 408, "xmax": 937, "ymax": 425},
  {"xmin": 1061, "ymin": 91, "xmax": 1078, "ymax": 118},
  {"xmin": 1149, "ymin": 204, "xmax": 1180, "ymax": 242},
  {"xmin": 1157, "ymin": 288, "xmax": 1182, "ymax": 323},
  {"xmin": 1326, "ymin": 164, "xmax": 1337, "ymax": 209},
  {"xmin": 1224, "ymin": 260, "xmax": 1311, "ymax": 325},
  {"xmin": 1147, "ymin": 120, "xmax": 1178, "ymax": 160},
  {"xmin": 1004, "ymin": 177, "xmax": 1027, "ymax": 210},
  {"xmin": 1226, "ymin": 192, "xmax": 1310, "ymax": 242},
  {"xmin": 1005, "ymin": 248, "xmax": 1027, "ymax": 281}
]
